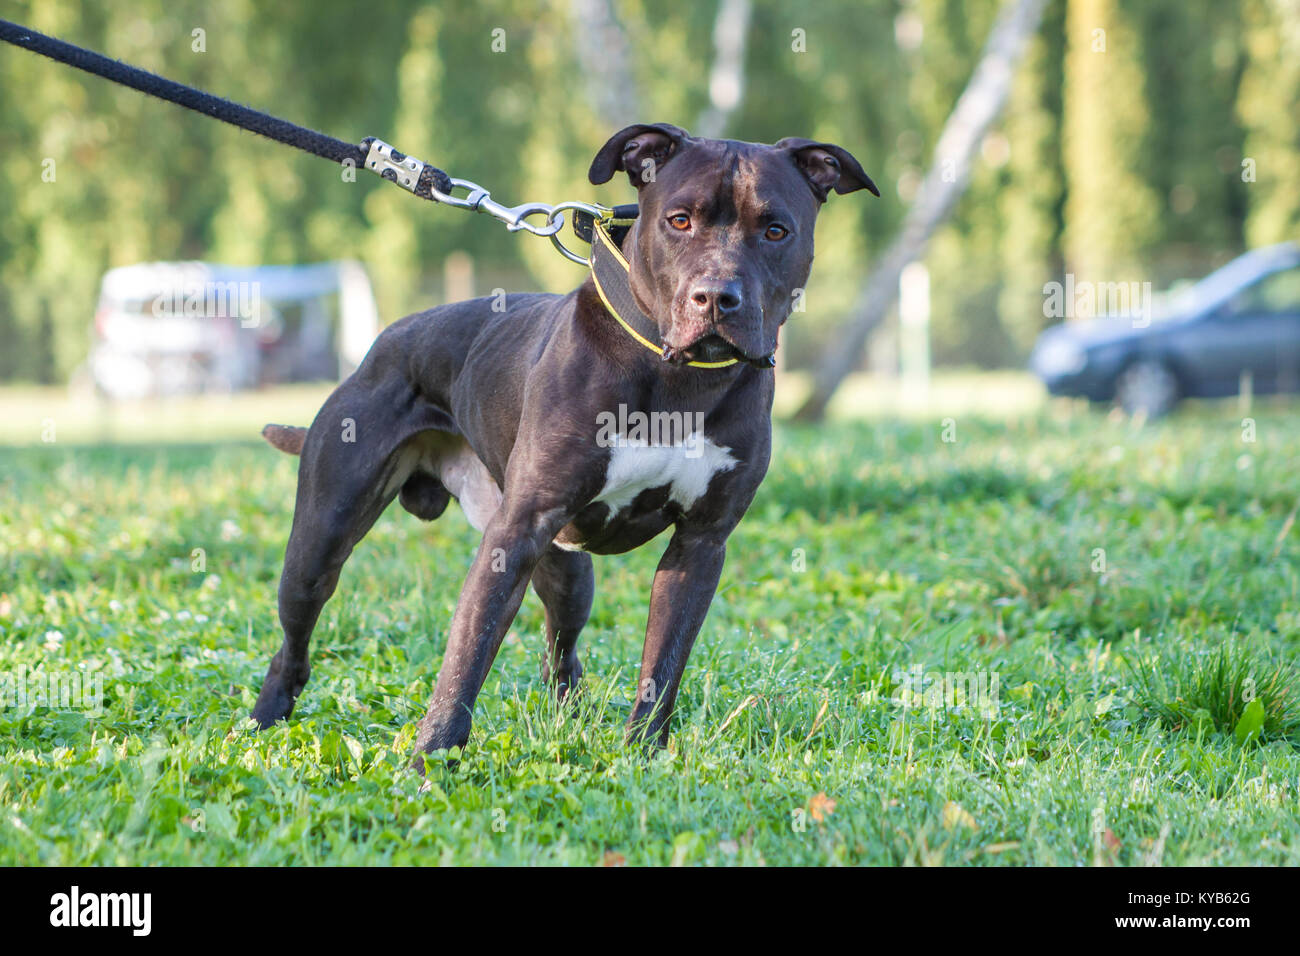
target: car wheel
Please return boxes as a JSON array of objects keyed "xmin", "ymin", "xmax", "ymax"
[{"xmin": 1115, "ymin": 358, "xmax": 1179, "ymax": 418}]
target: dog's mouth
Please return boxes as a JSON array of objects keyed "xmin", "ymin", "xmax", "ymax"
[
  {"xmin": 663, "ymin": 332, "xmax": 776, "ymax": 369},
  {"xmin": 672, "ymin": 333, "xmax": 736, "ymax": 364}
]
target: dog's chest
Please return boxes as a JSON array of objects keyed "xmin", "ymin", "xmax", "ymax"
[
  {"xmin": 555, "ymin": 433, "xmax": 737, "ymax": 552},
  {"xmin": 595, "ymin": 434, "xmax": 737, "ymax": 513}
]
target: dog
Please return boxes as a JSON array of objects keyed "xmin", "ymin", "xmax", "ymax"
[{"xmin": 251, "ymin": 122, "xmax": 876, "ymax": 765}]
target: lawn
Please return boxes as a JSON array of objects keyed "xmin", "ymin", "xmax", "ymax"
[{"xmin": 1, "ymin": 383, "xmax": 1299, "ymax": 865}]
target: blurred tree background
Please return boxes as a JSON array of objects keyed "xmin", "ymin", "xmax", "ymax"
[{"xmin": 0, "ymin": 0, "xmax": 1295, "ymax": 383}]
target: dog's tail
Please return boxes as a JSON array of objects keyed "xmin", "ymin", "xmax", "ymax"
[{"xmin": 262, "ymin": 423, "xmax": 307, "ymax": 456}]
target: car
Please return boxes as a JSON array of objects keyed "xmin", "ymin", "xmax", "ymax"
[
  {"xmin": 1030, "ymin": 242, "xmax": 1300, "ymax": 416},
  {"xmin": 86, "ymin": 260, "xmax": 380, "ymax": 399}
]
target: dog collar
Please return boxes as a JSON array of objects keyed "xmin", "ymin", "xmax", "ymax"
[{"xmin": 587, "ymin": 218, "xmax": 774, "ymax": 370}]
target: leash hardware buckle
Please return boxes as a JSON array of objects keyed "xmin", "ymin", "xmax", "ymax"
[
  {"xmin": 363, "ymin": 138, "xmax": 428, "ymax": 193},
  {"xmin": 547, "ymin": 201, "xmax": 615, "ymax": 265},
  {"xmin": 433, "ymin": 178, "xmax": 566, "ymax": 238}
]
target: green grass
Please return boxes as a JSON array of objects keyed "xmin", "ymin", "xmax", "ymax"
[{"xmin": 2, "ymin": 390, "xmax": 1300, "ymax": 865}]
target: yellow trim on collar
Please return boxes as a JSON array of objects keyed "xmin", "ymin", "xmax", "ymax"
[{"xmin": 590, "ymin": 221, "xmax": 739, "ymax": 369}]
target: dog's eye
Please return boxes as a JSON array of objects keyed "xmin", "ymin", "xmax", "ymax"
[
  {"xmin": 667, "ymin": 214, "xmax": 691, "ymax": 231},
  {"xmin": 764, "ymin": 224, "xmax": 789, "ymax": 242}
]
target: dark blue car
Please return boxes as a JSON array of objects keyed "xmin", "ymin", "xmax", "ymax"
[{"xmin": 1030, "ymin": 242, "xmax": 1300, "ymax": 416}]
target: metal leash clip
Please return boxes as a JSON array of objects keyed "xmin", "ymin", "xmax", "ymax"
[
  {"xmin": 364, "ymin": 138, "xmax": 561, "ymax": 237},
  {"xmin": 546, "ymin": 201, "xmax": 617, "ymax": 264},
  {"xmin": 431, "ymin": 178, "xmax": 565, "ymax": 238},
  {"xmin": 364, "ymin": 139, "xmax": 635, "ymax": 264}
]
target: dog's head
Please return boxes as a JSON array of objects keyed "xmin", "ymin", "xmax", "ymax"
[{"xmin": 589, "ymin": 122, "xmax": 878, "ymax": 366}]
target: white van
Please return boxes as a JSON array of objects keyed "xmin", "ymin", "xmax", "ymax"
[{"xmin": 89, "ymin": 260, "xmax": 379, "ymax": 399}]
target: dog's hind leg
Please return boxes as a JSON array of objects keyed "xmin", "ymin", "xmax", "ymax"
[
  {"xmin": 531, "ymin": 546, "xmax": 594, "ymax": 700},
  {"xmin": 251, "ymin": 389, "xmax": 428, "ymax": 728}
]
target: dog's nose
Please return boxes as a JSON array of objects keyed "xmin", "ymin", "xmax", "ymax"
[{"xmin": 689, "ymin": 279, "xmax": 744, "ymax": 319}]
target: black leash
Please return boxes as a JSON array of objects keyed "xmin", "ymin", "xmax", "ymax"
[
  {"xmin": 0, "ymin": 18, "xmax": 642, "ymax": 254},
  {"xmin": 0, "ymin": 16, "xmax": 637, "ymax": 252},
  {"xmin": 0, "ymin": 18, "xmax": 454, "ymax": 199}
]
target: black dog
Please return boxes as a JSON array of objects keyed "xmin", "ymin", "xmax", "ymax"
[{"xmin": 252, "ymin": 122, "xmax": 876, "ymax": 763}]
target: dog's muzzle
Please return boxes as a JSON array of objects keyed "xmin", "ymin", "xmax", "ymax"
[{"xmin": 664, "ymin": 333, "xmax": 775, "ymax": 368}]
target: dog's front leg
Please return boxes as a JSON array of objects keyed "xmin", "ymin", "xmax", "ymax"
[
  {"xmin": 627, "ymin": 526, "xmax": 728, "ymax": 748},
  {"xmin": 412, "ymin": 503, "xmax": 568, "ymax": 768}
]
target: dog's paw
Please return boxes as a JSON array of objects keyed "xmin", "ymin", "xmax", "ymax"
[
  {"xmin": 249, "ymin": 694, "xmax": 293, "ymax": 730},
  {"xmin": 410, "ymin": 745, "xmax": 463, "ymax": 776},
  {"xmin": 542, "ymin": 656, "xmax": 584, "ymax": 703},
  {"xmin": 250, "ymin": 658, "xmax": 310, "ymax": 728}
]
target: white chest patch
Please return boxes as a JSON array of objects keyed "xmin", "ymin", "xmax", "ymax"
[{"xmin": 593, "ymin": 433, "xmax": 738, "ymax": 518}]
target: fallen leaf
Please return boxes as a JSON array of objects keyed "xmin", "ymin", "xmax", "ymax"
[
  {"xmin": 983, "ymin": 841, "xmax": 1020, "ymax": 854},
  {"xmin": 942, "ymin": 801, "xmax": 978, "ymax": 831},
  {"xmin": 808, "ymin": 792, "xmax": 836, "ymax": 823}
]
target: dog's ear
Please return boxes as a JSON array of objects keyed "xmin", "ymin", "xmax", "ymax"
[
  {"xmin": 777, "ymin": 138, "xmax": 879, "ymax": 201},
  {"xmin": 589, "ymin": 123, "xmax": 690, "ymax": 188}
]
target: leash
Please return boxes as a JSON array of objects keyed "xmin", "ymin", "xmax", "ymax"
[
  {"xmin": 0, "ymin": 18, "xmax": 613, "ymax": 256},
  {"xmin": 0, "ymin": 19, "xmax": 770, "ymax": 371}
]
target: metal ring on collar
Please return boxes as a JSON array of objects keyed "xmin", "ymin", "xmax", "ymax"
[{"xmin": 547, "ymin": 201, "xmax": 614, "ymax": 265}]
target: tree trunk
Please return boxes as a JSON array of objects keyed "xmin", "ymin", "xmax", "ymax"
[
  {"xmin": 568, "ymin": 0, "xmax": 640, "ymax": 126},
  {"xmin": 696, "ymin": 0, "xmax": 753, "ymax": 138},
  {"xmin": 793, "ymin": 0, "xmax": 1049, "ymax": 422}
]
